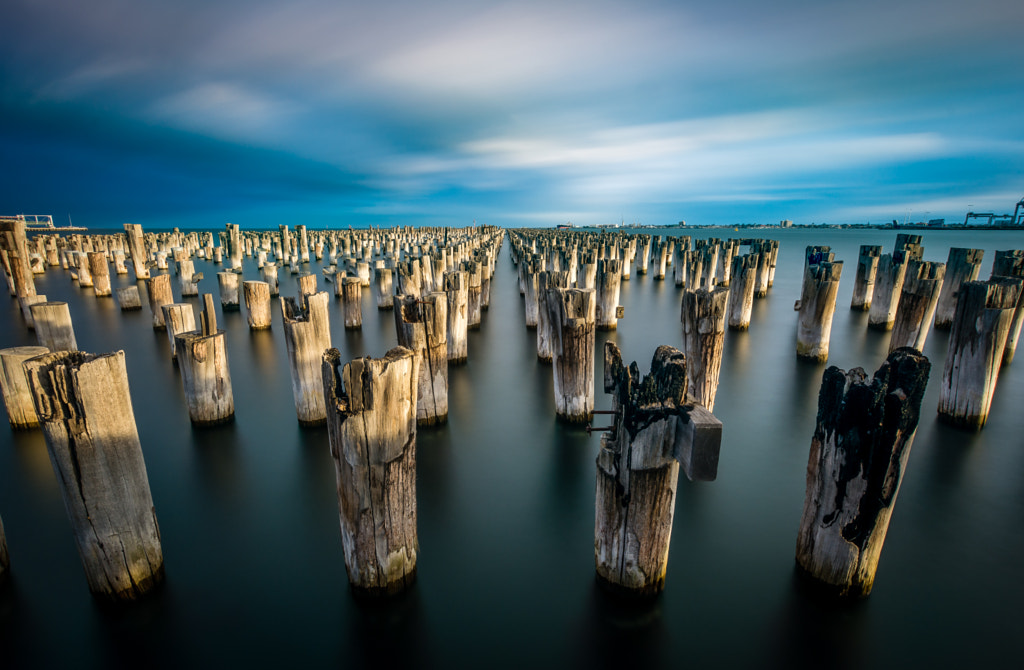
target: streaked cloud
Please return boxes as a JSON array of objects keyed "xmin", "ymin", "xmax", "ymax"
[{"xmin": 0, "ymin": 0, "xmax": 1021, "ymax": 226}]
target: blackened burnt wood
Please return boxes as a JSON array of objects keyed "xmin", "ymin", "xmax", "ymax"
[
  {"xmin": 796, "ymin": 348, "xmax": 930, "ymax": 598},
  {"xmin": 595, "ymin": 342, "xmax": 723, "ymax": 596}
]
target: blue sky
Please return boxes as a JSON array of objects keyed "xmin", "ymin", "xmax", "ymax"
[{"xmin": 1, "ymin": 0, "xmax": 1022, "ymax": 229}]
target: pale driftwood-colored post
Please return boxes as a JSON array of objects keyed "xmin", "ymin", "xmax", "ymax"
[
  {"xmin": 753, "ymin": 248, "xmax": 771, "ymax": 298},
  {"xmin": 322, "ymin": 346, "xmax": 419, "ymax": 596},
  {"xmin": 162, "ymin": 303, "xmax": 196, "ymax": 361},
  {"xmin": 24, "ymin": 350, "xmax": 164, "ymax": 601},
  {"xmin": 32, "ymin": 302, "xmax": 78, "ymax": 352},
  {"xmin": 174, "ymin": 294, "xmax": 234, "ymax": 425},
  {"xmin": 116, "ymin": 286, "xmax": 142, "ymax": 311},
  {"xmin": 727, "ymin": 253, "xmax": 757, "ymax": 330},
  {"xmin": 548, "ymin": 287, "xmax": 596, "ymax": 423},
  {"xmin": 868, "ymin": 254, "xmax": 907, "ymax": 330},
  {"xmin": 2, "ymin": 221, "xmax": 37, "ymax": 298},
  {"xmin": 262, "ymin": 263, "xmax": 279, "ymax": 296},
  {"xmin": 19, "ymin": 294, "xmax": 47, "ymax": 330},
  {"xmin": 537, "ymin": 270, "xmax": 570, "ymax": 362},
  {"xmin": 88, "ymin": 252, "xmax": 112, "ymax": 297},
  {"xmin": 375, "ymin": 267, "xmax": 394, "ymax": 310},
  {"xmin": 851, "ymin": 245, "xmax": 881, "ymax": 311},
  {"xmin": 76, "ymin": 252, "xmax": 94, "ymax": 287},
  {"xmin": 445, "ymin": 271, "xmax": 469, "ymax": 364},
  {"xmin": 681, "ymin": 287, "xmax": 729, "ymax": 411},
  {"xmin": 595, "ymin": 343, "xmax": 722, "ymax": 595},
  {"xmin": 341, "ymin": 277, "xmax": 363, "ymax": 329},
  {"xmin": 464, "ymin": 261, "xmax": 482, "ymax": 329},
  {"xmin": 934, "ymin": 248, "xmax": 983, "ymax": 329},
  {"xmin": 243, "ymin": 280, "xmax": 272, "ymax": 330},
  {"xmin": 297, "ymin": 273, "xmax": 318, "ymax": 302},
  {"xmin": 654, "ymin": 242, "xmax": 668, "ymax": 280},
  {"xmin": 395, "ymin": 293, "xmax": 448, "ymax": 426},
  {"xmin": 889, "ymin": 261, "xmax": 945, "ymax": 353},
  {"xmin": 282, "ymin": 291, "xmax": 332, "ymax": 426},
  {"xmin": 522, "ymin": 263, "xmax": 540, "ymax": 328},
  {"xmin": 796, "ymin": 261, "xmax": 843, "ymax": 362},
  {"xmin": 217, "ymin": 271, "xmax": 241, "ymax": 311},
  {"xmin": 113, "ymin": 249, "xmax": 128, "ymax": 275},
  {"xmin": 0, "ymin": 345, "xmax": 49, "ymax": 428},
  {"xmin": 145, "ymin": 274, "xmax": 173, "ymax": 329},
  {"xmin": 938, "ymin": 278, "xmax": 1022, "ymax": 429},
  {"xmin": 596, "ymin": 259, "xmax": 622, "ymax": 330},
  {"xmin": 796, "ymin": 348, "xmax": 930, "ymax": 597},
  {"xmin": 124, "ymin": 223, "xmax": 150, "ymax": 280},
  {"xmin": 178, "ymin": 259, "xmax": 198, "ymax": 297}
]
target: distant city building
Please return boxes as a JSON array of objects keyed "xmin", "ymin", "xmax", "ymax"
[
  {"xmin": 928, "ymin": 218, "xmax": 945, "ymax": 227},
  {"xmin": 780, "ymin": 219, "xmax": 793, "ymax": 228}
]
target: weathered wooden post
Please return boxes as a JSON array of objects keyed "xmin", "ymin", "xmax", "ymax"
[
  {"xmin": 654, "ymin": 242, "xmax": 668, "ymax": 280},
  {"xmin": 341, "ymin": 277, "xmax": 363, "ymax": 329},
  {"xmin": 322, "ymin": 346, "xmax": 419, "ymax": 596},
  {"xmin": 0, "ymin": 345, "xmax": 50, "ymax": 428},
  {"xmin": 124, "ymin": 223, "xmax": 150, "ymax": 280},
  {"xmin": 145, "ymin": 274, "xmax": 173, "ymax": 329},
  {"xmin": 991, "ymin": 250, "xmax": 1024, "ymax": 365},
  {"xmin": 243, "ymin": 281, "xmax": 272, "ymax": 330},
  {"xmin": 175, "ymin": 294, "xmax": 234, "ymax": 425},
  {"xmin": 32, "ymin": 302, "xmax": 78, "ymax": 352},
  {"xmin": 395, "ymin": 293, "xmax": 448, "ymax": 426},
  {"xmin": 161, "ymin": 303, "xmax": 196, "ymax": 361},
  {"xmin": 889, "ymin": 261, "xmax": 945, "ymax": 353},
  {"xmin": 2, "ymin": 221, "xmax": 38, "ymax": 298},
  {"xmin": 537, "ymin": 270, "xmax": 571, "ymax": 362},
  {"xmin": 753, "ymin": 248, "xmax": 771, "ymax": 298},
  {"xmin": 937, "ymin": 278, "xmax": 1022, "ymax": 428},
  {"xmin": 75, "ymin": 252, "xmax": 94, "ymax": 287},
  {"xmin": 850, "ymin": 245, "xmax": 881, "ymax": 311},
  {"xmin": 282, "ymin": 291, "xmax": 332, "ymax": 426},
  {"xmin": 262, "ymin": 263, "xmax": 279, "ymax": 296},
  {"xmin": 681, "ymin": 287, "xmax": 729, "ymax": 411},
  {"xmin": 796, "ymin": 347, "xmax": 930, "ymax": 597},
  {"xmin": 24, "ymin": 350, "xmax": 164, "ymax": 601},
  {"xmin": 178, "ymin": 259, "xmax": 199, "ymax": 297},
  {"xmin": 18, "ymin": 294, "xmax": 47, "ymax": 330},
  {"xmin": 796, "ymin": 260, "xmax": 843, "ymax": 362},
  {"xmin": 116, "ymin": 286, "xmax": 142, "ymax": 311},
  {"xmin": 595, "ymin": 343, "xmax": 722, "ymax": 596},
  {"xmin": 217, "ymin": 271, "xmax": 241, "ymax": 311},
  {"xmin": 868, "ymin": 254, "xmax": 907, "ymax": 330},
  {"xmin": 727, "ymin": 253, "xmax": 758, "ymax": 330},
  {"xmin": 374, "ymin": 267, "xmax": 394, "ymax": 310},
  {"xmin": 934, "ymin": 248, "xmax": 983, "ymax": 329},
  {"xmin": 88, "ymin": 252, "xmax": 112, "ymax": 297},
  {"xmin": 464, "ymin": 261, "xmax": 483, "ymax": 329},
  {"xmin": 596, "ymin": 259, "xmax": 622, "ymax": 330},
  {"xmin": 548, "ymin": 287, "xmax": 596, "ymax": 423},
  {"xmin": 297, "ymin": 272, "xmax": 318, "ymax": 302},
  {"xmin": 445, "ymin": 270, "xmax": 469, "ymax": 363}
]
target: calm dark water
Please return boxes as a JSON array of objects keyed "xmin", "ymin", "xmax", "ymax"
[{"xmin": 2, "ymin": 228, "xmax": 1023, "ymax": 669}]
